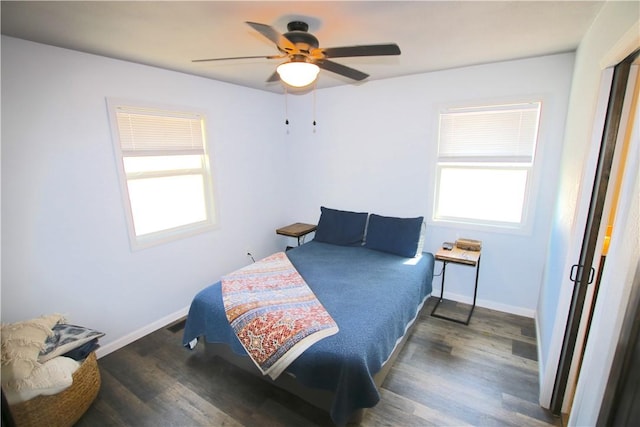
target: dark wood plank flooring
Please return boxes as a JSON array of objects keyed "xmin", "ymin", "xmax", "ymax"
[{"xmin": 76, "ymin": 297, "xmax": 560, "ymax": 426}]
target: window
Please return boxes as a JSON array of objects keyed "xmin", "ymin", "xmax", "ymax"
[
  {"xmin": 108, "ymin": 101, "xmax": 216, "ymax": 249},
  {"xmin": 433, "ymin": 101, "xmax": 541, "ymax": 229}
]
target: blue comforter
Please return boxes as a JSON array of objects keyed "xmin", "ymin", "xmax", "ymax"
[{"xmin": 182, "ymin": 241, "xmax": 434, "ymax": 425}]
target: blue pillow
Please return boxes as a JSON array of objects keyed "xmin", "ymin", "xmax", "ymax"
[
  {"xmin": 365, "ymin": 214, "xmax": 424, "ymax": 257},
  {"xmin": 314, "ymin": 206, "xmax": 368, "ymax": 246}
]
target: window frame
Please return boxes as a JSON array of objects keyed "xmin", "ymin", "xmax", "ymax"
[
  {"xmin": 107, "ymin": 99, "xmax": 217, "ymax": 250},
  {"xmin": 430, "ymin": 99, "xmax": 543, "ymax": 234}
]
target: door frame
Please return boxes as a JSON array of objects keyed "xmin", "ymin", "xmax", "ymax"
[
  {"xmin": 568, "ymin": 61, "xmax": 639, "ymax": 425},
  {"xmin": 550, "ymin": 51, "xmax": 637, "ymax": 415}
]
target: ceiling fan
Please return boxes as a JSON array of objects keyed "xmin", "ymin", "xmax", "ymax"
[{"xmin": 193, "ymin": 21, "xmax": 401, "ymax": 87}]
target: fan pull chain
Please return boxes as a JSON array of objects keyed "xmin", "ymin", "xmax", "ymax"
[
  {"xmin": 284, "ymin": 87, "xmax": 290, "ymax": 133},
  {"xmin": 312, "ymin": 82, "xmax": 317, "ymax": 132}
]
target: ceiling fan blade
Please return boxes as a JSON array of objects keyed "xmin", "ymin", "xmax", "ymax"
[
  {"xmin": 316, "ymin": 59, "xmax": 369, "ymax": 81},
  {"xmin": 266, "ymin": 70, "xmax": 280, "ymax": 83},
  {"xmin": 245, "ymin": 21, "xmax": 296, "ymax": 53},
  {"xmin": 319, "ymin": 43, "xmax": 401, "ymax": 58},
  {"xmin": 192, "ymin": 54, "xmax": 283, "ymax": 63}
]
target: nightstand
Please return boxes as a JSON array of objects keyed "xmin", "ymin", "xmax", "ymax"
[
  {"xmin": 431, "ymin": 246, "xmax": 481, "ymax": 325},
  {"xmin": 276, "ymin": 222, "xmax": 317, "ymax": 248}
]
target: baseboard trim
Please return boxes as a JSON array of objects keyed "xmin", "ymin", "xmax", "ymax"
[
  {"xmin": 96, "ymin": 306, "xmax": 189, "ymax": 359},
  {"xmin": 435, "ymin": 289, "xmax": 535, "ymax": 318}
]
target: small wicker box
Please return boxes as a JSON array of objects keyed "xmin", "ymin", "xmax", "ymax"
[
  {"xmin": 455, "ymin": 238, "xmax": 482, "ymax": 251},
  {"xmin": 9, "ymin": 352, "xmax": 100, "ymax": 427}
]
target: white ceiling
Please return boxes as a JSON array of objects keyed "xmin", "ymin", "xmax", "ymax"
[{"xmin": 1, "ymin": 1, "xmax": 604, "ymax": 93}]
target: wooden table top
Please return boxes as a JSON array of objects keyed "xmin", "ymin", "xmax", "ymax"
[
  {"xmin": 435, "ymin": 246, "xmax": 481, "ymax": 266},
  {"xmin": 276, "ymin": 222, "xmax": 317, "ymax": 237}
]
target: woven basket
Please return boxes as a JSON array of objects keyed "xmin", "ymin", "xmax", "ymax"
[{"xmin": 9, "ymin": 352, "xmax": 100, "ymax": 427}]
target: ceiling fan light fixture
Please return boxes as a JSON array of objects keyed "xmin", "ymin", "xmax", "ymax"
[{"xmin": 276, "ymin": 61, "xmax": 320, "ymax": 87}]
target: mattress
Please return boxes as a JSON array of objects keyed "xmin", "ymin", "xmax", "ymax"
[{"xmin": 182, "ymin": 240, "xmax": 434, "ymax": 425}]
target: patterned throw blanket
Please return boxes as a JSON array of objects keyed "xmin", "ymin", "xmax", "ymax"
[{"xmin": 221, "ymin": 252, "xmax": 339, "ymax": 379}]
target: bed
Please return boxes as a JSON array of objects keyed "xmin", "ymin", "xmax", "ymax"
[{"xmin": 182, "ymin": 208, "xmax": 434, "ymax": 425}]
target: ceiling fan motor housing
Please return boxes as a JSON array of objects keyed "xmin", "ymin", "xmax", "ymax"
[
  {"xmin": 287, "ymin": 21, "xmax": 309, "ymax": 32},
  {"xmin": 283, "ymin": 21, "xmax": 319, "ymax": 51}
]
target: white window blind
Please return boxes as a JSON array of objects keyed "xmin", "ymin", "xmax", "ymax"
[
  {"xmin": 115, "ymin": 106, "xmax": 205, "ymax": 156},
  {"xmin": 438, "ymin": 102, "xmax": 541, "ymax": 163}
]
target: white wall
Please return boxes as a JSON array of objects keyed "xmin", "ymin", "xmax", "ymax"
[
  {"xmin": 0, "ymin": 38, "xmax": 578, "ymax": 356},
  {"xmin": 1, "ymin": 36, "xmax": 289, "ymax": 353},
  {"xmin": 536, "ymin": 0, "xmax": 640, "ymax": 408},
  {"xmin": 284, "ymin": 53, "xmax": 575, "ymax": 316}
]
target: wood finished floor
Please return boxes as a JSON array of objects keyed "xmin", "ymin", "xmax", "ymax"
[{"xmin": 76, "ymin": 297, "xmax": 561, "ymax": 426}]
